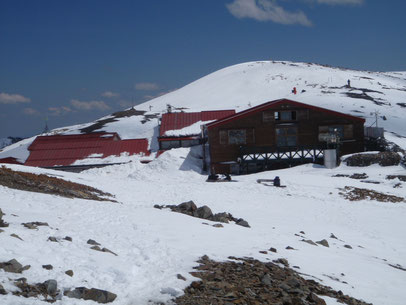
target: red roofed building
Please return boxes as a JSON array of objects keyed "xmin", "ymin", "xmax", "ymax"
[
  {"xmin": 203, "ymin": 99, "xmax": 365, "ymax": 174},
  {"xmin": 158, "ymin": 110, "xmax": 235, "ymax": 150},
  {"xmin": 25, "ymin": 132, "xmax": 150, "ymax": 168}
]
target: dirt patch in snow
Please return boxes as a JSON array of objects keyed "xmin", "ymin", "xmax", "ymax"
[
  {"xmin": 0, "ymin": 166, "xmax": 114, "ymax": 201},
  {"xmin": 339, "ymin": 186, "xmax": 404, "ymax": 203},
  {"xmin": 174, "ymin": 255, "xmax": 371, "ymax": 305}
]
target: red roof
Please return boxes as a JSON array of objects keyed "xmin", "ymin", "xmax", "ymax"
[
  {"xmin": 25, "ymin": 133, "xmax": 150, "ymax": 167},
  {"xmin": 159, "ymin": 110, "xmax": 235, "ymax": 138},
  {"xmin": 206, "ymin": 99, "xmax": 365, "ymax": 129},
  {"xmin": 0, "ymin": 157, "xmax": 23, "ymax": 165}
]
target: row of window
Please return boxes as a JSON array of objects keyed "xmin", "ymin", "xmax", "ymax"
[
  {"xmin": 219, "ymin": 124, "xmax": 353, "ymax": 147},
  {"xmin": 160, "ymin": 138, "xmax": 200, "ymax": 150},
  {"xmin": 263, "ymin": 110, "xmax": 308, "ymax": 122}
]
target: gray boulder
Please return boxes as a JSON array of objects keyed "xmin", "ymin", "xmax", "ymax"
[
  {"xmin": 177, "ymin": 201, "xmax": 197, "ymax": 213},
  {"xmin": 87, "ymin": 239, "xmax": 101, "ymax": 246},
  {"xmin": 236, "ymin": 218, "xmax": 250, "ymax": 228},
  {"xmin": 43, "ymin": 280, "xmax": 58, "ymax": 295},
  {"xmin": 316, "ymin": 239, "xmax": 329, "ymax": 247},
  {"xmin": 195, "ymin": 205, "xmax": 213, "ymax": 219},
  {"xmin": 212, "ymin": 212, "xmax": 230, "ymax": 223},
  {"xmin": 0, "ymin": 258, "xmax": 29, "ymax": 273}
]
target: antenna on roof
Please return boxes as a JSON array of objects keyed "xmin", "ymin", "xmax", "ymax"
[
  {"xmin": 42, "ymin": 116, "xmax": 49, "ymax": 134},
  {"xmin": 369, "ymin": 110, "xmax": 380, "ymax": 127}
]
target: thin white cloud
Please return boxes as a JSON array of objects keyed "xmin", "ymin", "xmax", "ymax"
[
  {"xmin": 135, "ymin": 82, "xmax": 160, "ymax": 91},
  {"xmin": 23, "ymin": 107, "xmax": 40, "ymax": 116},
  {"xmin": 48, "ymin": 106, "xmax": 73, "ymax": 116},
  {"xmin": 0, "ymin": 92, "xmax": 31, "ymax": 104},
  {"xmin": 101, "ymin": 91, "xmax": 120, "ymax": 98},
  {"xmin": 315, "ymin": 0, "xmax": 364, "ymax": 5},
  {"xmin": 70, "ymin": 99, "xmax": 110, "ymax": 111},
  {"xmin": 226, "ymin": 0, "xmax": 312, "ymax": 26}
]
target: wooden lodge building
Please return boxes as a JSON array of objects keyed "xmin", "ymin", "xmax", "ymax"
[{"xmin": 203, "ymin": 99, "xmax": 365, "ymax": 174}]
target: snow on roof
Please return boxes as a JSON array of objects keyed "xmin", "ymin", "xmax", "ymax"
[
  {"xmin": 159, "ymin": 110, "xmax": 235, "ymax": 138},
  {"xmin": 25, "ymin": 133, "xmax": 150, "ymax": 167}
]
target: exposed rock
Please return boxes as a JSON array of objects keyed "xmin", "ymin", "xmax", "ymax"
[
  {"xmin": 87, "ymin": 239, "xmax": 101, "ymax": 246},
  {"xmin": 386, "ymin": 175, "xmax": 406, "ymax": 182},
  {"xmin": 212, "ymin": 223, "xmax": 223, "ymax": 228},
  {"xmin": 302, "ymin": 239, "xmax": 318, "ymax": 246},
  {"xmin": 259, "ymin": 250, "xmax": 268, "ymax": 254},
  {"xmin": 101, "ymin": 247, "xmax": 118, "ymax": 256},
  {"xmin": 13, "ymin": 278, "xmax": 59, "ymax": 300},
  {"xmin": 212, "ymin": 212, "xmax": 230, "ymax": 223},
  {"xmin": 177, "ymin": 274, "xmax": 186, "ymax": 281},
  {"xmin": 155, "ymin": 202, "xmax": 250, "ymax": 228},
  {"xmin": 273, "ymin": 258, "xmax": 289, "ymax": 267},
  {"xmin": 236, "ymin": 218, "xmax": 250, "ymax": 228},
  {"xmin": 261, "ymin": 273, "xmax": 272, "ymax": 286},
  {"xmin": 286, "ymin": 246, "xmax": 295, "ymax": 250},
  {"xmin": 91, "ymin": 245, "xmax": 102, "ymax": 251},
  {"xmin": 44, "ymin": 279, "xmax": 58, "ymax": 295},
  {"xmin": 344, "ymin": 245, "xmax": 353, "ymax": 249},
  {"xmin": 178, "ymin": 200, "xmax": 197, "ymax": 213},
  {"xmin": 195, "ymin": 205, "xmax": 213, "ymax": 219},
  {"xmin": 349, "ymin": 173, "xmax": 368, "ymax": 179},
  {"xmin": 339, "ymin": 186, "xmax": 404, "ymax": 203},
  {"xmin": 0, "ymin": 283, "xmax": 6, "ymax": 295},
  {"xmin": 42, "ymin": 264, "xmax": 53, "ymax": 270},
  {"xmin": 22, "ymin": 222, "xmax": 49, "ymax": 230},
  {"xmin": 64, "ymin": 287, "xmax": 117, "ymax": 303},
  {"xmin": 344, "ymin": 152, "xmax": 401, "ymax": 167},
  {"xmin": 330, "ymin": 233, "xmax": 338, "ymax": 239},
  {"xmin": 10, "ymin": 233, "xmax": 23, "ymax": 240},
  {"xmin": 48, "ymin": 236, "xmax": 58, "ymax": 242},
  {"xmin": 0, "ymin": 208, "xmax": 9, "ymax": 227},
  {"xmin": 316, "ymin": 239, "xmax": 330, "ymax": 247},
  {"xmin": 269, "ymin": 247, "xmax": 277, "ymax": 253},
  {"xmin": 0, "ymin": 166, "xmax": 115, "ymax": 201},
  {"xmin": 175, "ymin": 256, "xmax": 370, "ymax": 305},
  {"xmin": 64, "ymin": 236, "xmax": 72, "ymax": 242},
  {"xmin": 65, "ymin": 270, "xmax": 74, "ymax": 277},
  {"xmin": 0, "ymin": 258, "xmax": 30, "ymax": 273}
]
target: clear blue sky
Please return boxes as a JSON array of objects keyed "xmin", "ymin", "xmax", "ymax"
[{"xmin": 1, "ymin": 0, "xmax": 405, "ymax": 138}]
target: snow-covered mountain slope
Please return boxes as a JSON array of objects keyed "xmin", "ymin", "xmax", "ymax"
[
  {"xmin": 1, "ymin": 60, "xmax": 405, "ymax": 162},
  {"xmin": 1, "ymin": 61, "xmax": 406, "ymax": 305},
  {"xmin": 1, "ymin": 149, "xmax": 405, "ymax": 305}
]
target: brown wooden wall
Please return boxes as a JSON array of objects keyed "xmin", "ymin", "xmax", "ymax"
[{"xmin": 207, "ymin": 102, "xmax": 364, "ymax": 174}]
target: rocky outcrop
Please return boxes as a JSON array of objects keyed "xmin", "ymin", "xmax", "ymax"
[
  {"xmin": 22, "ymin": 221, "xmax": 49, "ymax": 229},
  {"xmin": 154, "ymin": 201, "xmax": 250, "ymax": 228},
  {"xmin": 339, "ymin": 186, "xmax": 404, "ymax": 203},
  {"xmin": 64, "ymin": 287, "xmax": 117, "ymax": 303},
  {"xmin": 344, "ymin": 152, "xmax": 401, "ymax": 167},
  {"xmin": 0, "ymin": 166, "xmax": 115, "ymax": 201},
  {"xmin": 175, "ymin": 255, "xmax": 372, "ymax": 305}
]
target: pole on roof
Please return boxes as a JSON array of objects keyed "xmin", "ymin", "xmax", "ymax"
[{"xmin": 43, "ymin": 116, "xmax": 49, "ymax": 134}]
